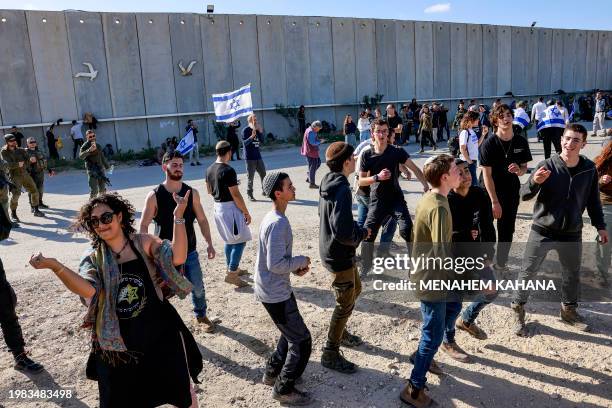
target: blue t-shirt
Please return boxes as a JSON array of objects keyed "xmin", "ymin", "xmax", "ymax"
[{"xmin": 242, "ymin": 126, "xmax": 263, "ymax": 160}]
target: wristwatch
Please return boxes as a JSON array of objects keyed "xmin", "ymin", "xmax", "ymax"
[
  {"xmin": 373, "ymin": 174, "xmax": 379, "ymax": 182},
  {"xmin": 174, "ymin": 218, "xmax": 186, "ymax": 225}
]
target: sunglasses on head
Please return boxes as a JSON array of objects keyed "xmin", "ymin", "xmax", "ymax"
[{"xmin": 88, "ymin": 211, "xmax": 115, "ymax": 228}]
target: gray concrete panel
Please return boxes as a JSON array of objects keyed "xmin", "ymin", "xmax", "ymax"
[
  {"xmin": 596, "ymin": 31, "xmax": 610, "ymax": 89},
  {"xmin": 414, "ymin": 22, "xmax": 433, "ymax": 99},
  {"xmin": 257, "ymin": 15, "xmax": 290, "ymax": 139},
  {"xmin": 284, "ymin": 17, "xmax": 310, "ymax": 106},
  {"xmin": 573, "ymin": 31, "xmax": 588, "ymax": 92},
  {"xmin": 511, "ymin": 27, "xmax": 527, "ymax": 95},
  {"xmin": 27, "ymin": 11, "xmax": 77, "ymax": 124},
  {"xmin": 65, "ymin": 11, "xmax": 115, "ymax": 149},
  {"xmin": 496, "ymin": 26, "xmax": 512, "ymax": 95},
  {"xmin": 395, "ymin": 21, "xmax": 416, "ymax": 100},
  {"xmin": 228, "ymin": 15, "xmax": 262, "ymax": 112},
  {"xmin": 102, "ymin": 13, "xmax": 148, "ymax": 151},
  {"xmin": 433, "ymin": 22, "xmax": 451, "ymax": 100},
  {"xmin": 332, "ymin": 18, "xmax": 356, "ymax": 126},
  {"xmin": 170, "ymin": 13, "xmax": 206, "ymax": 114},
  {"xmin": 0, "ymin": 10, "xmax": 41, "ymax": 126},
  {"xmin": 482, "ymin": 25, "xmax": 497, "ymax": 97},
  {"xmin": 550, "ymin": 30, "xmax": 564, "ymax": 92},
  {"xmin": 450, "ymin": 24, "xmax": 467, "ymax": 99},
  {"xmin": 355, "ymin": 19, "xmax": 377, "ymax": 102},
  {"xmin": 375, "ymin": 19, "xmax": 397, "ymax": 101},
  {"xmin": 135, "ymin": 13, "xmax": 179, "ymax": 147},
  {"xmin": 467, "ymin": 24, "xmax": 483, "ymax": 97},
  {"xmin": 308, "ymin": 17, "xmax": 334, "ymax": 110},
  {"xmin": 537, "ymin": 28, "xmax": 553, "ymax": 94},
  {"xmin": 525, "ymin": 28, "xmax": 539, "ymax": 95},
  {"xmin": 200, "ymin": 15, "xmax": 233, "ymax": 110},
  {"xmin": 561, "ymin": 30, "xmax": 576, "ymax": 92},
  {"xmin": 585, "ymin": 31, "xmax": 599, "ymax": 91}
]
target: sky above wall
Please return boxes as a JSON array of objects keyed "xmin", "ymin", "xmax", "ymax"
[{"xmin": 1, "ymin": 0, "xmax": 610, "ymax": 31}]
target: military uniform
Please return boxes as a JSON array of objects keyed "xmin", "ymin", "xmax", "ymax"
[
  {"xmin": 0, "ymin": 140, "xmax": 43, "ymax": 220},
  {"xmin": 79, "ymin": 140, "xmax": 110, "ymax": 198},
  {"xmin": 26, "ymin": 147, "xmax": 47, "ymax": 209},
  {"xmin": 0, "ymin": 158, "xmax": 11, "ymax": 223}
]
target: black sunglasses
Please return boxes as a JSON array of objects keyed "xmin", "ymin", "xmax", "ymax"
[{"xmin": 88, "ymin": 211, "xmax": 115, "ymax": 228}]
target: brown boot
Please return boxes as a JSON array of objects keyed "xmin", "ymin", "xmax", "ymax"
[
  {"xmin": 511, "ymin": 302, "xmax": 528, "ymax": 337},
  {"xmin": 236, "ymin": 268, "xmax": 250, "ymax": 276},
  {"xmin": 224, "ymin": 272, "xmax": 249, "ymax": 287},
  {"xmin": 399, "ymin": 382, "xmax": 433, "ymax": 408},
  {"xmin": 560, "ymin": 304, "xmax": 590, "ymax": 332},
  {"xmin": 455, "ymin": 317, "xmax": 488, "ymax": 340},
  {"xmin": 440, "ymin": 342, "xmax": 471, "ymax": 363},
  {"xmin": 409, "ymin": 352, "xmax": 443, "ymax": 375},
  {"xmin": 196, "ymin": 316, "xmax": 216, "ymax": 333}
]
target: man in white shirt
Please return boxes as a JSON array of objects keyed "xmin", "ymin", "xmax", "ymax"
[
  {"xmin": 69, "ymin": 120, "xmax": 84, "ymax": 160},
  {"xmin": 531, "ymin": 97, "xmax": 546, "ymax": 142}
]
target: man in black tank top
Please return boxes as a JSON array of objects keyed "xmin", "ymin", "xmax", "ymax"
[{"xmin": 140, "ymin": 151, "xmax": 218, "ymax": 333}]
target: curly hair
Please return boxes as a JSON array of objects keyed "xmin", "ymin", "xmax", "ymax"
[
  {"xmin": 489, "ymin": 104, "xmax": 513, "ymax": 128},
  {"xmin": 72, "ymin": 192, "xmax": 136, "ymax": 249}
]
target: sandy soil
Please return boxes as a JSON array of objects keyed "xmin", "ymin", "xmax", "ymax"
[{"xmin": 1, "ymin": 125, "xmax": 611, "ymax": 408}]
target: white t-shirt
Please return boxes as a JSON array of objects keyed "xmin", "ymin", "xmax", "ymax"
[
  {"xmin": 531, "ymin": 102, "xmax": 546, "ymax": 121},
  {"xmin": 357, "ymin": 118, "xmax": 371, "ymax": 132},
  {"xmin": 70, "ymin": 124, "xmax": 83, "ymax": 140},
  {"xmin": 459, "ymin": 129, "xmax": 479, "ymax": 161}
]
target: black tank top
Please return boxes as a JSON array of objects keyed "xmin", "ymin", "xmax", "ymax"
[{"xmin": 153, "ymin": 183, "xmax": 197, "ymax": 254}]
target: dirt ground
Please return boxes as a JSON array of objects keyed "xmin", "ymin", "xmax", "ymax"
[{"xmin": 1, "ymin": 124, "xmax": 611, "ymax": 408}]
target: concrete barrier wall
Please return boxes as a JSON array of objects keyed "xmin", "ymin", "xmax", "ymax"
[{"xmin": 1, "ymin": 9, "xmax": 610, "ymax": 151}]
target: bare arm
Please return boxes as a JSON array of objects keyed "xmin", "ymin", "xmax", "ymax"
[
  {"xmin": 139, "ymin": 191, "xmax": 157, "ymax": 234},
  {"xmin": 191, "ymin": 189, "xmax": 215, "ymax": 258},
  {"xmin": 29, "ymin": 256, "xmax": 96, "ymax": 299},
  {"xmin": 481, "ymin": 166, "xmax": 498, "ymax": 204},
  {"xmin": 358, "ymin": 170, "xmax": 375, "ymax": 187},
  {"xmin": 404, "ymin": 158, "xmax": 429, "ymax": 190},
  {"xmin": 460, "ymin": 145, "xmax": 472, "ymax": 164}
]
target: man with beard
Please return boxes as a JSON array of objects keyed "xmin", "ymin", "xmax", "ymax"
[{"xmin": 140, "ymin": 151, "xmax": 218, "ymax": 332}]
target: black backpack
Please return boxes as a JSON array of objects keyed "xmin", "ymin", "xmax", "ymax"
[{"xmin": 448, "ymin": 135, "xmax": 460, "ymax": 157}]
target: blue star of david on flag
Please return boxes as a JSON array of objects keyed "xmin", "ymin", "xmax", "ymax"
[{"xmin": 212, "ymin": 84, "xmax": 253, "ymax": 123}]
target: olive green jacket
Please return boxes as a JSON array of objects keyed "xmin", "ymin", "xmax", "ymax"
[
  {"xmin": 26, "ymin": 148, "xmax": 47, "ymax": 174},
  {"xmin": 79, "ymin": 141, "xmax": 109, "ymax": 174},
  {"xmin": 0, "ymin": 146, "xmax": 29, "ymax": 178}
]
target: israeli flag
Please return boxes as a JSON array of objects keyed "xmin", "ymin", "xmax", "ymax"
[
  {"xmin": 537, "ymin": 106, "xmax": 565, "ymax": 131},
  {"xmin": 177, "ymin": 128, "xmax": 195, "ymax": 155},
  {"xmin": 513, "ymin": 108, "xmax": 530, "ymax": 129},
  {"xmin": 212, "ymin": 84, "xmax": 254, "ymax": 123}
]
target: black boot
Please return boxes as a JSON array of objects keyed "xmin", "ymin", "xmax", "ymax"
[
  {"xmin": 38, "ymin": 202, "xmax": 49, "ymax": 209},
  {"xmin": 14, "ymin": 352, "xmax": 44, "ymax": 374},
  {"xmin": 10, "ymin": 209, "xmax": 20, "ymax": 223},
  {"xmin": 33, "ymin": 207, "xmax": 45, "ymax": 217}
]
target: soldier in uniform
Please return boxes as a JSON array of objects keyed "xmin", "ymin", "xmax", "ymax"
[
  {"xmin": 0, "ymin": 156, "xmax": 18, "ymax": 227},
  {"xmin": 25, "ymin": 137, "xmax": 50, "ymax": 210},
  {"xmin": 0, "ymin": 134, "xmax": 45, "ymax": 222},
  {"xmin": 79, "ymin": 130, "xmax": 110, "ymax": 198}
]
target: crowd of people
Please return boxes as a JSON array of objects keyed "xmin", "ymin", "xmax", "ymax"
[{"xmin": 0, "ymin": 91, "xmax": 610, "ymax": 407}]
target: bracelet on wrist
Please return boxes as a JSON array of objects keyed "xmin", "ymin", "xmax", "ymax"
[{"xmin": 174, "ymin": 218, "xmax": 186, "ymax": 225}]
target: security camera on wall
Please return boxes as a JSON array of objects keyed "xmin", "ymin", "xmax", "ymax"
[{"xmin": 206, "ymin": 4, "xmax": 214, "ymax": 13}]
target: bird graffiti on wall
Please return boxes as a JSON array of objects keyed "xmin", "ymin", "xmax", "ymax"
[
  {"xmin": 178, "ymin": 60, "xmax": 197, "ymax": 76},
  {"xmin": 74, "ymin": 62, "xmax": 98, "ymax": 81}
]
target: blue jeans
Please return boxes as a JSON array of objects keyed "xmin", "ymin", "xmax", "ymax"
[
  {"xmin": 461, "ymin": 266, "xmax": 498, "ymax": 324},
  {"xmin": 409, "ymin": 301, "xmax": 462, "ymax": 389},
  {"xmin": 225, "ymin": 242, "xmax": 246, "ymax": 272},
  {"xmin": 344, "ymin": 133, "xmax": 356, "ymax": 147},
  {"xmin": 184, "ymin": 250, "xmax": 207, "ymax": 318},
  {"xmin": 306, "ymin": 157, "xmax": 321, "ymax": 185},
  {"xmin": 359, "ymin": 130, "xmax": 371, "ymax": 143},
  {"xmin": 468, "ymin": 161, "xmax": 478, "ymax": 186},
  {"xmin": 355, "ymin": 194, "xmax": 396, "ymax": 252}
]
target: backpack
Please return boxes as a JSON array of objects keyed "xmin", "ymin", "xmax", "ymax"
[{"xmin": 448, "ymin": 135, "xmax": 460, "ymax": 157}]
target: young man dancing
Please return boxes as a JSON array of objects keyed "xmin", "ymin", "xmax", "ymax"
[{"xmin": 256, "ymin": 171, "xmax": 312, "ymax": 406}]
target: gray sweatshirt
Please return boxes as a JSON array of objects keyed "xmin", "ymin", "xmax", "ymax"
[{"xmin": 254, "ymin": 210, "xmax": 309, "ymax": 303}]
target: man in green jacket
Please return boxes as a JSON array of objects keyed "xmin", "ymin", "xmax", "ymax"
[
  {"xmin": 0, "ymin": 157, "xmax": 17, "ymax": 227},
  {"xmin": 25, "ymin": 137, "xmax": 50, "ymax": 210},
  {"xmin": 79, "ymin": 130, "xmax": 110, "ymax": 198},
  {"xmin": 0, "ymin": 134, "xmax": 44, "ymax": 222}
]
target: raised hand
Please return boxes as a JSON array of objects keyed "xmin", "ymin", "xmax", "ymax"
[
  {"xmin": 172, "ymin": 189, "xmax": 191, "ymax": 218},
  {"xmin": 532, "ymin": 166, "xmax": 551, "ymax": 184}
]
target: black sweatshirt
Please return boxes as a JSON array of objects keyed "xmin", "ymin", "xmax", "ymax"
[
  {"xmin": 319, "ymin": 172, "xmax": 368, "ymax": 272},
  {"xmin": 448, "ymin": 186, "xmax": 496, "ymax": 260},
  {"xmin": 521, "ymin": 154, "xmax": 606, "ymax": 237}
]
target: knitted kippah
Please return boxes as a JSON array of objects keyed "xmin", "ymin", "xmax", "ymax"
[
  {"xmin": 325, "ymin": 141, "xmax": 351, "ymax": 162},
  {"xmin": 262, "ymin": 171, "xmax": 283, "ymax": 197},
  {"xmin": 215, "ymin": 140, "xmax": 230, "ymax": 150}
]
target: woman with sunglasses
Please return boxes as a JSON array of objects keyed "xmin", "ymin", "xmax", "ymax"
[{"xmin": 29, "ymin": 192, "xmax": 201, "ymax": 407}]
